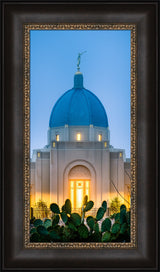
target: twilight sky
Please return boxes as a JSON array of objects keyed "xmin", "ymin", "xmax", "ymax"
[{"xmin": 30, "ymin": 30, "xmax": 131, "ymax": 158}]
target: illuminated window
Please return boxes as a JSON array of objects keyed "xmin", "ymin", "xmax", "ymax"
[
  {"xmin": 76, "ymin": 133, "xmax": 81, "ymax": 141},
  {"xmin": 98, "ymin": 134, "xmax": 102, "ymax": 141},
  {"xmin": 53, "ymin": 142, "xmax": 55, "ymax": 147},
  {"xmin": 56, "ymin": 134, "xmax": 59, "ymax": 141},
  {"xmin": 90, "ymin": 124, "xmax": 93, "ymax": 128},
  {"xmin": 104, "ymin": 142, "xmax": 107, "ymax": 147},
  {"xmin": 37, "ymin": 152, "xmax": 40, "ymax": 158},
  {"xmin": 65, "ymin": 124, "xmax": 68, "ymax": 128},
  {"xmin": 119, "ymin": 152, "xmax": 122, "ymax": 158}
]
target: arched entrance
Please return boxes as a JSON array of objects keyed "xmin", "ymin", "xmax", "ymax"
[{"xmin": 69, "ymin": 166, "xmax": 91, "ymax": 209}]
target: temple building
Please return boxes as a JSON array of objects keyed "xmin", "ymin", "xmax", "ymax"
[{"xmin": 30, "ymin": 63, "xmax": 131, "ymax": 213}]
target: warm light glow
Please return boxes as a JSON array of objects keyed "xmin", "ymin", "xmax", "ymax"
[
  {"xmin": 76, "ymin": 133, "xmax": 81, "ymax": 141},
  {"xmin": 86, "ymin": 181, "xmax": 89, "ymax": 188},
  {"xmin": 85, "ymin": 180, "xmax": 89, "ymax": 199},
  {"xmin": 53, "ymin": 142, "xmax": 55, "ymax": 147},
  {"xmin": 56, "ymin": 134, "xmax": 59, "ymax": 141},
  {"xmin": 98, "ymin": 134, "xmax": 102, "ymax": 141},
  {"xmin": 37, "ymin": 152, "xmax": 40, "ymax": 158},
  {"xmin": 86, "ymin": 189, "xmax": 89, "ymax": 197},
  {"xmin": 76, "ymin": 188, "xmax": 83, "ymax": 208},
  {"xmin": 69, "ymin": 180, "xmax": 90, "ymax": 209},
  {"xmin": 104, "ymin": 142, "xmax": 107, "ymax": 147},
  {"xmin": 119, "ymin": 152, "xmax": 122, "ymax": 157},
  {"xmin": 71, "ymin": 189, "xmax": 74, "ymax": 209}
]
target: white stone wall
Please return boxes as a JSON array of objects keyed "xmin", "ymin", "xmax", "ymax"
[
  {"xmin": 35, "ymin": 157, "xmax": 42, "ymax": 203},
  {"xmin": 124, "ymin": 162, "xmax": 131, "ymax": 208},
  {"xmin": 41, "ymin": 154, "xmax": 50, "ymax": 205},
  {"xmin": 30, "ymin": 129, "xmax": 130, "ymax": 211},
  {"xmin": 30, "ymin": 162, "xmax": 35, "ymax": 206},
  {"xmin": 47, "ymin": 126, "xmax": 110, "ymax": 144},
  {"xmin": 34, "ymin": 152, "xmax": 50, "ymax": 205},
  {"xmin": 49, "ymin": 141, "xmax": 110, "ymax": 208},
  {"xmin": 50, "ymin": 149, "xmax": 58, "ymax": 204},
  {"xmin": 110, "ymin": 151, "xmax": 125, "ymax": 205}
]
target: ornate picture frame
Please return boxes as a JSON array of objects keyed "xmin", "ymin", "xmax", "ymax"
[
  {"xmin": 2, "ymin": 1, "xmax": 158, "ymax": 270},
  {"xmin": 24, "ymin": 23, "xmax": 136, "ymax": 249}
]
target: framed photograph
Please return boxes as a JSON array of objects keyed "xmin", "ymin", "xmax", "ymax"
[
  {"xmin": 26, "ymin": 24, "xmax": 135, "ymax": 248},
  {"xmin": 2, "ymin": 1, "xmax": 158, "ymax": 270}
]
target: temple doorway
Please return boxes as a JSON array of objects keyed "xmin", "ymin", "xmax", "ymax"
[
  {"xmin": 68, "ymin": 165, "xmax": 91, "ymax": 209},
  {"xmin": 69, "ymin": 179, "xmax": 90, "ymax": 209}
]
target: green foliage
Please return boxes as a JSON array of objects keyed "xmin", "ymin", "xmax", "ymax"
[
  {"xmin": 37, "ymin": 225, "xmax": 49, "ymax": 236},
  {"xmin": 65, "ymin": 199, "xmax": 72, "ymax": 214},
  {"xmin": 102, "ymin": 201, "xmax": 107, "ymax": 212},
  {"xmin": 52, "ymin": 214, "xmax": 60, "ymax": 227},
  {"xmin": 115, "ymin": 213, "xmax": 120, "ymax": 223},
  {"xmin": 96, "ymin": 207, "xmax": 105, "ymax": 221},
  {"xmin": 111, "ymin": 223, "xmax": 121, "ymax": 234},
  {"xmin": 110, "ymin": 197, "xmax": 121, "ymax": 215},
  {"xmin": 62, "ymin": 204, "xmax": 66, "ymax": 212},
  {"xmin": 89, "ymin": 232, "xmax": 102, "ymax": 242},
  {"xmin": 49, "ymin": 230, "xmax": 60, "ymax": 241},
  {"xmin": 70, "ymin": 213, "xmax": 81, "ymax": 226},
  {"xmin": 109, "ymin": 213, "xmax": 116, "ymax": 219},
  {"xmin": 126, "ymin": 211, "xmax": 130, "ymax": 224},
  {"xmin": 78, "ymin": 224, "xmax": 89, "ymax": 239},
  {"xmin": 33, "ymin": 219, "xmax": 43, "ymax": 227},
  {"xmin": 84, "ymin": 201, "xmax": 94, "ymax": 212},
  {"xmin": 120, "ymin": 204, "xmax": 127, "ymax": 212},
  {"xmin": 86, "ymin": 216, "xmax": 95, "ymax": 230},
  {"xmin": 102, "ymin": 231, "xmax": 111, "ymax": 242},
  {"xmin": 120, "ymin": 209, "xmax": 127, "ymax": 224},
  {"xmin": 43, "ymin": 219, "xmax": 52, "ymax": 229},
  {"xmin": 30, "ymin": 232, "xmax": 41, "ymax": 242},
  {"xmin": 81, "ymin": 196, "xmax": 94, "ymax": 224},
  {"xmin": 50, "ymin": 203, "xmax": 60, "ymax": 214},
  {"xmin": 68, "ymin": 222, "xmax": 77, "ymax": 231},
  {"xmin": 30, "ymin": 228, "xmax": 36, "ymax": 234},
  {"xmin": 93, "ymin": 222, "xmax": 99, "ymax": 233},
  {"xmin": 61, "ymin": 212, "xmax": 68, "ymax": 223},
  {"xmin": 83, "ymin": 195, "xmax": 88, "ymax": 205},
  {"xmin": 30, "ymin": 197, "xmax": 130, "ymax": 243},
  {"xmin": 120, "ymin": 223, "xmax": 128, "ymax": 234},
  {"xmin": 101, "ymin": 218, "xmax": 111, "ymax": 233}
]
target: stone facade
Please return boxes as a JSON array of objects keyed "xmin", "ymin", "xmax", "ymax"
[
  {"xmin": 30, "ymin": 71, "xmax": 131, "ymax": 211},
  {"xmin": 31, "ymin": 126, "xmax": 130, "ymax": 210}
]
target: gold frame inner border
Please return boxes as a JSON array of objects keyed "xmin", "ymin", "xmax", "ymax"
[{"xmin": 24, "ymin": 24, "xmax": 137, "ymax": 249}]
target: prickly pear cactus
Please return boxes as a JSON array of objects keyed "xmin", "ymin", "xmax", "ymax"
[
  {"xmin": 30, "ymin": 198, "xmax": 130, "ymax": 243},
  {"xmin": 70, "ymin": 213, "xmax": 81, "ymax": 226},
  {"xmin": 96, "ymin": 207, "xmax": 105, "ymax": 221},
  {"xmin": 64, "ymin": 199, "xmax": 72, "ymax": 214},
  {"xmin": 50, "ymin": 203, "xmax": 60, "ymax": 214},
  {"xmin": 101, "ymin": 218, "xmax": 111, "ymax": 232}
]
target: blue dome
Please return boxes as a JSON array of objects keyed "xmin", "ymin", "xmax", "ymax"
[{"xmin": 49, "ymin": 72, "xmax": 109, "ymax": 128}]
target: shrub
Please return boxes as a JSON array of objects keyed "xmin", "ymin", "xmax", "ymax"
[
  {"xmin": 109, "ymin": 197, "xmax": 121, "ymax": 215},
  {"xmin": 33, "ymin": 200, "xmax": 50, "ymax": 219}
]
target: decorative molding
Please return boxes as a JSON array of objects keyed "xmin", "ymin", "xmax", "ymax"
[
  {"xmin": 24, "ymin": 24, "xmax": 136, "ymax": 249},
  {"xmin": 69, "ymin": 165, "xmax": 91, "ymax": 179}
]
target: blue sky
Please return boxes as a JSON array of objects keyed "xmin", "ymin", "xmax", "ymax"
[{"xmin": 30, "ymin": 30, "xmax": 131, "ymax": 158}]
